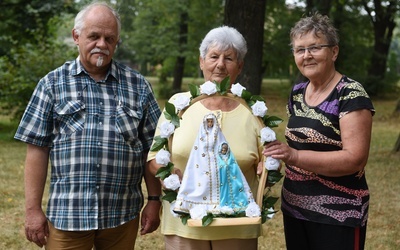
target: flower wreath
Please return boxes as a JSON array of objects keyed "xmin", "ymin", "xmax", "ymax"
[{"xmin": 150, "ymin": 77, "xmax": 284, "ymax": 226}]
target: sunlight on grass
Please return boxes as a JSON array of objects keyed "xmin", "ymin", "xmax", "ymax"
[{"xmin": 0, "ymin": 79, "xmax": 398, "ymax": 250}]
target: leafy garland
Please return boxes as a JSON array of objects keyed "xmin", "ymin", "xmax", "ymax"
[{"xmin": 150, "ymin": 77, "xmax": 284, "ymax": 226}]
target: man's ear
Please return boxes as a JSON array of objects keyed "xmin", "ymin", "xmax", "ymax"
[{"xmin": 72, "ymin": 29, "xmax": 79, "ymax": 45}]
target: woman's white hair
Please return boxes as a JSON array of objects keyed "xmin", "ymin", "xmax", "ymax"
[{"xmin": 199, "ymin": 26, "xmax": 247, "ymax": 62}]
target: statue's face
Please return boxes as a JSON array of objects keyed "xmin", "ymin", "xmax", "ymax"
[
  {"xmin": 207, "ymin": 118, "xmax": 214, "ymax": 128},
  {"xmin": 221, "ymin": 144, "xmax": 228, "ymax": 155}
]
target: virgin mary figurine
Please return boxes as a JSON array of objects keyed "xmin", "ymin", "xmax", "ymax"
[{"xmin": 174, "ymin": 113, "xmax": 254, "ymax": 216}]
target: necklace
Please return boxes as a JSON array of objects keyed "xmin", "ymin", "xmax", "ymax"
[{"xmin": 307, "ymin": 71, "xmax": 336, "ymax": 105}]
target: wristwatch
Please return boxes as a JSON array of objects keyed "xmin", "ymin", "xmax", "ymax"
[{"xmin": 147, "ymin": 195, "xmax": 161, "ymax": 201}]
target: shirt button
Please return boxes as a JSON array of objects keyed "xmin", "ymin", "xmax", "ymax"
[
  {"xmin": 97, "ymin": 142, "xmax": 101, "ymax": 146},
  {"xmin": 99, "ymin": 102, "xmax": 103, "ymax": 105},
  {"xmin": 97, "ymin": 164, "xmax": 100, "ymax": 168},
  {"xmin": 99, "ymin": 122, "xmax": 102, "ymax": 125}
]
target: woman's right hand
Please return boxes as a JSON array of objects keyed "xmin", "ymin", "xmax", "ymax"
[
  {"xmin": 172, "ymin": 168, "xmax": 183, "ymax": 180},
  {"xmin": 148, "ymin": 159, "xmax": 183, "ymax": 187},
  {"xmin": 263, "ymin": 140, "xmax": 298, "ymax": 166},
  {"xmin": 147, "ymin": 159, "xmax": 162, "ymax": 176}
]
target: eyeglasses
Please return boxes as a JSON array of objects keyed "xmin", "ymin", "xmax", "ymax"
[{"xmin": 291, "ymin": 44, "xmax": 334, "ymax": 56}]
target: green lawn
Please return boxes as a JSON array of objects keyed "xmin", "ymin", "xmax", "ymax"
[{"xmin": 0, "ymin": 79, "xmax": 399, "ymax": 249}]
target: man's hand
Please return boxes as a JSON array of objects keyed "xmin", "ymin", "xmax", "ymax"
[
  {"xmin": 140, "ymin": 201, "xmax": 161, "ymax": 235},
  {"xmin": 25, "ymin": 208, "xmax": 49, "ymax": 247}
]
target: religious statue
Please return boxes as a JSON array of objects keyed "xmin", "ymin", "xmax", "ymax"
[{"xmin": 174, "ymin": 113, "xmax": 255, "ymax": 216}]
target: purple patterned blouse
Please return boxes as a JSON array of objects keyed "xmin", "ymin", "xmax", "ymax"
[{"xmin": 282, "ymin": 75, "xmax": 375, "ymax": 227}]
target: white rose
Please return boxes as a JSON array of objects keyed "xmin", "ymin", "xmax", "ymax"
[
  {"xmin": 266, "ymin": 207, "xmax": 275, "ymax": 219},
  {"xmin": 170, "ymin": 202, "xmax": 180, "ymax": 218},
  {"xmin": 173, "ymin": 94, "xmax": 190, "ymax": 111},
  {"xmin": 200, "ymin": 81, "xmax": 217, "ymax": 95},
  {"xmin": 189, "ymin": 205, "xmax": 208, "ymax": 220},
  {"xmin": 155, "ymin": 149, "xmax": 171, "ymax": 166},
  {"xmin": 231, "ymin": 83, "xmax": 246, "ymax": 97},
  {"xmin": 159, "ymin": 121, "xmax": 175, "ymax": 138},
  {"xmin": 245, "ymin": 202, "xmax": 261, "ymax": 217},
  {"xmin": 251, "ymin": 100, "xmax": 268, "ymax": 117},
  {"xmin": 220, "ymin": 206, "xmax": 234, "ymax": 215},
  {"xmin": 163, "ymin": 174, "xmax": 180, "ymax": 191},
  {"xmin": 265, "ymin": 156, "xmax": 280, "ymax": 171},
  {"xmin": 260, "ymin": 127, "xmax": 276, "ymax": 144}
]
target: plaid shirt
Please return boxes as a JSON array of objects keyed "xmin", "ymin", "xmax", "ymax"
[{"xmin": 15, "ymin": 58, "xmax": 161, "ymax": 231}]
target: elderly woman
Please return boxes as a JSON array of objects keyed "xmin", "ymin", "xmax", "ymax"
[
  {"xmin": 263, "ymin": 13, "xmax": 374, "ymax": 249},
  {"xmin": 147, "ymin": 26, "xmax": 263, "ymax": 250}
]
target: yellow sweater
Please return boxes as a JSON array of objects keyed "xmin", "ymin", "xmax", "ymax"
[{"xmin": 147, "ymin": 93, "xmax": 264, "ymax": 240}]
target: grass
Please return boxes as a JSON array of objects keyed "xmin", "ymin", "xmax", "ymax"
[{"xmin": 0, "ymin": 79, "xmax": 399, "ymax": 249}]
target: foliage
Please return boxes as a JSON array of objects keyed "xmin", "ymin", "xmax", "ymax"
[
  {"xmin": 263, "ymin": 0, "xmax": 301, "ymax": 79},
  {"xmin": 0, "ymin": 13, "xmax": 77, "ymax": 120},
  {"xmin": 113, "ymin": 0, "xmax": 138, "ymax": 63},
  {"xmin": 122, "ymin": 0, "xmax": 399, "ymax": 96},
  {"xmin": 330, "ymin": 1, "xmax": 374, "ymax": 80},
  {"xmin": 0, "ymin": 0, "xmax": 399, "ymax": 121},
  {"xmin": 0, "ymin": 1, "xmax": 77, "ymax": 120},
  {"xmin": 0, "ymin": 0, "xmax": 76, "ymax": 58},
  {"xmin": 358, "ymin": 0, "xmax": 399, "ymax": 96},
  {"xmin": 267, "ymin": 0, "xmax": 400, "ymax": 96},
  {"xmin": 127, "ymin": 0, "xmax": 222, "ymax": 78}
]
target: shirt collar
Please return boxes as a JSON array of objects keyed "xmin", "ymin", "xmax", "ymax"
[{"xmin": 71, "ymin": 57, "xmax": 119, "ymax": 83}]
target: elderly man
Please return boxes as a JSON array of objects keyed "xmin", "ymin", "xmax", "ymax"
[{"xmin": 15, "ymin": 2, "xmax": 161, "ymax": 249}]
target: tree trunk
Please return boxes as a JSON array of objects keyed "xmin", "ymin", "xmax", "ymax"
[
  {"xmin": 172, "ymin": 55, "xmax": 186, "ymax": 94},
  {"xmin": 362, "ymin": 0, "xmax": 397, "ymax": 96},
  {"xmin": 172, "ymin": 11, "xmax": 188, "ymax": 94},
  {"xmin": 224, "ymin": 0, "xmax": 266, "ymax": 95}
]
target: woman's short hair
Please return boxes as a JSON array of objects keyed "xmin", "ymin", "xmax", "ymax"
[
  {"xmin": 199, "ymin": 26, "xmax": 247, "ymax": 62},
  {"xmin": 73, "ymin": 2, "xmax": 121, "ymax": 37},
  {"xmin": 289, "ymin": 13, "xmax": 339, "ymax": 46}
]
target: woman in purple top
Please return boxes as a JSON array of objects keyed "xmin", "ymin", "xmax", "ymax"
[{"xmin": 263, "ymin": 13, "xmax": 374, "ymax": 250}]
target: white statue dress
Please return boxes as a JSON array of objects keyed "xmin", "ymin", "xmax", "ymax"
[{"xmin": 173, "ymin": 113, "xmax": 254, "ymax": 216}]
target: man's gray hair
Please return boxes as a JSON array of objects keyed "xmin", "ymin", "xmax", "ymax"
[{"xmin": 73, "ymin": 2, "xmax": 121, "ymax": 37}]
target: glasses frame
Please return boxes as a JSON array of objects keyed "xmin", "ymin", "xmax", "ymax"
[{"xmin": 291, "ymin": 44, "xmax": 335, "ymax": 56}]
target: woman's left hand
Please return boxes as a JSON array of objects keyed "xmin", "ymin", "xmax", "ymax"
[{"xmin": 263, "ymin": 140, "xmax": 298, "ymax": 166}]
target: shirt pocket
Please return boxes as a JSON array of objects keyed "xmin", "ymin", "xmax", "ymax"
[
  {"xmin": 54, "ymin": 100, "xmax": 86, "ymax": 135},
  {"xmin": 115, "ymin": 103, "xmax": 141, "ymax": 144}
]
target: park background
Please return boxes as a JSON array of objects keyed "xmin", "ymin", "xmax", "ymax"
[{"xmin": 1, "ymin": 0, "xmax": 399, "ymax": 249}]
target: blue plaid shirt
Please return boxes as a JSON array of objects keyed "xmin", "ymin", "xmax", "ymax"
[{"xmin": 15, "ymin": 58, "xmax": 161, "ymax": 231}]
